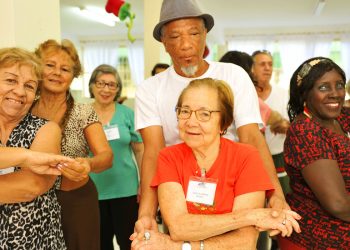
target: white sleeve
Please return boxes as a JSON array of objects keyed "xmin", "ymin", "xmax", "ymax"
[
  {"xmin": 135, "ymin": 78, "xmax": 162, "ymax": 131},
  {"xmin": 230, "ymin": 67, "xmax": 262, "ymax": 129}
]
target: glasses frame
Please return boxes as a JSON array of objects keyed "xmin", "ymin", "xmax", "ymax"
[
  {"xmin": 94, "ymin": 80, "xmax": 119, "ymax": 90},
  {"xmin": 175, "ymin": 107, "xmax": 220, "ymax": 122}
]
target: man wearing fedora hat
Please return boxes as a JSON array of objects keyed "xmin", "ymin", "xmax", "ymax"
[{"xmin": 133, "ymin": 0, "xmax": 289, "ymax": 247}]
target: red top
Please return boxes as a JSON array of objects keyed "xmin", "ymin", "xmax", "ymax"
[
  {"xmin": 284, "ymin": 108, "xmax": 350, "ymax": 249},
  {"xmin": 151, "ymin": 138, "xmax": 274, "ymax": 214}
]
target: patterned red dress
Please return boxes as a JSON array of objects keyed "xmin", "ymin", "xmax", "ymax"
[{"xmin": 283, "ymin": 108, "xmax": 350, "ymax": 249}]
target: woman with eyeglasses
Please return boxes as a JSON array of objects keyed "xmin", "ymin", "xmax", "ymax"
[
  {"xmin": 31, "ymin": 40, "xmax": 113, "ymax": 250},
  {"xmin": 88, "ymin": 64, "xmax": 144, "ymax": 250},
  {"xmin": 131, "ymin": 78, "xmax": 301, "ymax": 250}
]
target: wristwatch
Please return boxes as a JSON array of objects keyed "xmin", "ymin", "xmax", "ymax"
[{"xmin": 182, "ymin": 241, "xmax": 191, "ymax": 250}]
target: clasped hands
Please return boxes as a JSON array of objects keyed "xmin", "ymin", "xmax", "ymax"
[{"xmin": 24, "ymin": 151, "xmax": 91, "ymax": 181}]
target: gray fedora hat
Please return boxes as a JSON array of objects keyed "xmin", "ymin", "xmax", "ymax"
[{"xmin": 153, "ymin": 0, "xmax": 214, "ymax": 42}]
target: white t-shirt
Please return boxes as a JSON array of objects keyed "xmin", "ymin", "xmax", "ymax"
[
  {"xmin": 135, "ymin": 61, "xmax": 262, "ymax": 146},
  {"xmin": 265, "ymin": 85, "xmax": 289, "ymax": 155}
]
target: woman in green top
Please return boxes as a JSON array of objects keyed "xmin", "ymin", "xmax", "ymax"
[{"xmin": 89, "ymin": 64, "xmax": 144, "ymax": 250}]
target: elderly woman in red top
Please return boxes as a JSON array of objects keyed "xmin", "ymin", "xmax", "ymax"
[
  {"xmin": 131, "ymin": 78, "xmax": 301, "ymax": 250},
  {"xmin": 279, "ymin": 57, "xmax": 350, "ymax": 249}
]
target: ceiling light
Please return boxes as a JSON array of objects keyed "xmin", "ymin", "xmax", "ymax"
[
  {"xmin": 314, "ymin": 0, "xmax": 326, "ymax": 16},
  {"xmin": 75, "ymin": 6, "xmax": 120, "ymax": 27}
]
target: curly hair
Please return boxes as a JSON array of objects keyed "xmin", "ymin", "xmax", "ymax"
[
  {"xmin": 288, "ymin": 57, "xmax": 346, "ymax": 122},
  {"xmin": 35, "ymin": 39, "xmax": 82, "ymax": 78},
  {"xmin": 0, "ymin": 47, "xmax": 43, "ymax": 95},
  {"xmin": 34, "ymin": 39, "xmax": 81, "ymax": 139}
]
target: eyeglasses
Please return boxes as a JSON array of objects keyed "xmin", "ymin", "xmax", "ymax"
[
  {"xmin": 176, "ymin": 107, "xmax": 220, "ymax": 122},
  {"xmin": 252, "ymin": 50, "xmax": 272, "ymax": 57},
  {"xmin": 95, "ymin": 80, "xmax": 118, "ymax": 90}
]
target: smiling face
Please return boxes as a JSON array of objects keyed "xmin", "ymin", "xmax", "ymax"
[
  {"xmin": 252, "ymin": 53, "xmax": 273, "ymax": 86},
  {"xmin": 178, "ymin": 86, "xmax": 221, "ymax": 151},
  {"xmin": 91, "ymin": 73, "xmax": 119, "ymax": 105},
  {"xmin": 41, "ymin": 50, "xmax": 74, "ymax": 94},
  {"xmin": 306, "ymin": 69, "xmax": 345, "ymax": 122},
  {"xmin": 0, "ymin": 64, "xmax": 38, "ymax": 121},
  {"xmin": 161, "ymin": 18, "xmax": 207, "ymax": 77}
]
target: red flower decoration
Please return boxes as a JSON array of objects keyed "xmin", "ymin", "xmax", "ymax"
[{"xmin": 105, "ymin": 0, "xmax": 125, "ymax": 16}]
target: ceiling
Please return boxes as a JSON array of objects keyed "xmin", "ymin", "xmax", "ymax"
[{"xmin": 60, "ymin": 0, "xmax": 350, "ymax": 43}]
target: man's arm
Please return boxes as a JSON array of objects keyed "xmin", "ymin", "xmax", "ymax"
[
  {"xmin": 237, "ymin": 123, "xmax": 287, "ymax": 209},
  {"xmin": 138, "ymin": 125, "xmax": 166, "ymax": 218}
]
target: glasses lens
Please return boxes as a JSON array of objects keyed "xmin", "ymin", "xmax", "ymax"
[
  {"xmin": 95, "ymin": 81, "xmax": 118, "ymax": 90},
  {"xmin": 176, "ymin": 107, "xmax": 191, "ymax": 119},
  {"xmin": 197, "ymin": 110, "xmax": 211, "ymax": 121},
  {"xmin": 108, "ymin": 83, "xmax": 117, "ymax": 90}
]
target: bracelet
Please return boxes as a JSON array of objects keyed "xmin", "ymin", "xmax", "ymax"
[{"xmin": 200, "ymin": 240, "xmax": 204, "ymax": 250}]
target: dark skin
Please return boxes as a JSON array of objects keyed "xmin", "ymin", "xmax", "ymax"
[
  {"xmin": 300, "ymin": 69, "xmax": 349, "ymax": 222},
  {"xmin": 302, "ymin": 159, "xmax": 350, "ymax": 222}
]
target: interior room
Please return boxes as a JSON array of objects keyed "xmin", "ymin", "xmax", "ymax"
[
  {"xmin": 58, "ymin": 0, "xmax": 350, "ymax": 106},
  {"xmin": 1, "ymin": 1, "xmax": 349, "ymax": 249}
]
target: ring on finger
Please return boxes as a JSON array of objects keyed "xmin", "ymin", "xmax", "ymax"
[
  {"xmin": 144, "ymin": 231, "xmax": 151, "ymax": 241},
  {"xmin": 282, "ymin": 214, "xmax": 287, "ymax": 225}
]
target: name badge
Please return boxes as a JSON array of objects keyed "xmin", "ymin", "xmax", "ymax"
[
  {"xmin": 103, "ymin": 124, "xmax": 120, "ymax": 141},
  {"xmin": 0, "ymin": 167, "xmax": 15, "ymax": 175},
  {"xmin": 186, "ymin": 176, "xmax": 218, "ymax": 206}
]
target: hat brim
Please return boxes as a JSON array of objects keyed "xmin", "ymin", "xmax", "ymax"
[{"xmin": 153, "ymin": 14, "xmax": 214, "ymax": 42}]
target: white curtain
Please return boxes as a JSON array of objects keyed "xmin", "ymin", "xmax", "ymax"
[
  {"xmin": 81, "ymin": 40, "xmax": 120, "ymax": 97},
  {"xmin": 227, "ymin": 33, "xmax": 350, "ymax": 89},
  {"xmin": 127, "ymin": 40, "xmax": 144, "ymax": 86}
]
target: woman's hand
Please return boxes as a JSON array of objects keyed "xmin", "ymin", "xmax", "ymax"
[
  {"xmin": 22, "ymin": 150, "xmax": 75, "ymax": 176},
  {"xmin": 131, "ymin": 230, "xmax": 176, "ymax": 250},
  {"xmin": 58, "ymin": 157, "xmax": 91, "ymax": 182},
  {"xmin": 252, "ymin": 208, "xmax": 301, "ymax": 237}
]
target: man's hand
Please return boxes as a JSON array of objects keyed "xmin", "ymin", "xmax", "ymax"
[{"xmin": 270, "ymin": 119, "xmax": 290, "ymax": 134}]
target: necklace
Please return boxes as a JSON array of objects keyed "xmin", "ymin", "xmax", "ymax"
[{"xmin": 304, "ymin": 106, "xmax": 349, "ymax": 138}]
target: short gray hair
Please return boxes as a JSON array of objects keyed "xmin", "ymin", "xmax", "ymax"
[{"xmin": 89, "ymin": 64, "xmax": 122, "ymax": 101}]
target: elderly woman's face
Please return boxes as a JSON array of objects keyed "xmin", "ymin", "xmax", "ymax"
[
  {"xmin": 177, "ymin": 86, "xmax": 221, "ymax": 151},
  {"xmin": 41, "ymin": 50, "xmax": 74, "ymax": 94},
  {"xmin": 0, "ymin": 64, "xmax": 38, "ymax": 120},
  {"xmin": 306, "ymin": 69, "xmax": 345, "ymax": 121},
  {"xmin": 92, "ymin": 73, "xmax": 118, "ymax": 105}
]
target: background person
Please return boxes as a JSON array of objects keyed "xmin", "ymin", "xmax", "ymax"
[
  {"xmin": 32, "ymin": 39, "xmax": 113, "ymax": 250},
  {"xmin": 345, "ymin": 80, "xmax": 350, "ymax": 107},
  {"xmin": 88, "ymin": 64, "xmax": 144, "ymax": 250},
  {"xmin": 280, "ymin": 57, "xmax": 350, "ymax": 249},
  {"xmin": 0, "ymin": 47, "xmax": 69, "ymax": 249},
  {"xmin": 131, "ymin": 78, "xmax": 300, "ymax": 250},
  {"xmin": 252, "ymin": 50, "xmax": 291, "ymax": 196},
  {"xmin": 151, "ymin": 63, "xmax": 170, "ymax": 76},
  {"xmin": 219, "ymin": 50, "xmax": 289, "ymax": 134},
  {"xmin": 134, "ymin": 0, "xmax": 288, "ymax": 239}
]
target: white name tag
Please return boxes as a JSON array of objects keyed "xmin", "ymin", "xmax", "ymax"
[
  {"xmin": 0, "ymin": 167, "xmax": 15, "ymax": 175},
  {"xmin": 104, "ymin": 124, "xmax": 120, "ymax": 141},
  {"xmin": 186, "ymin": 176, "xmax": 217, "ymax": 206}
]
